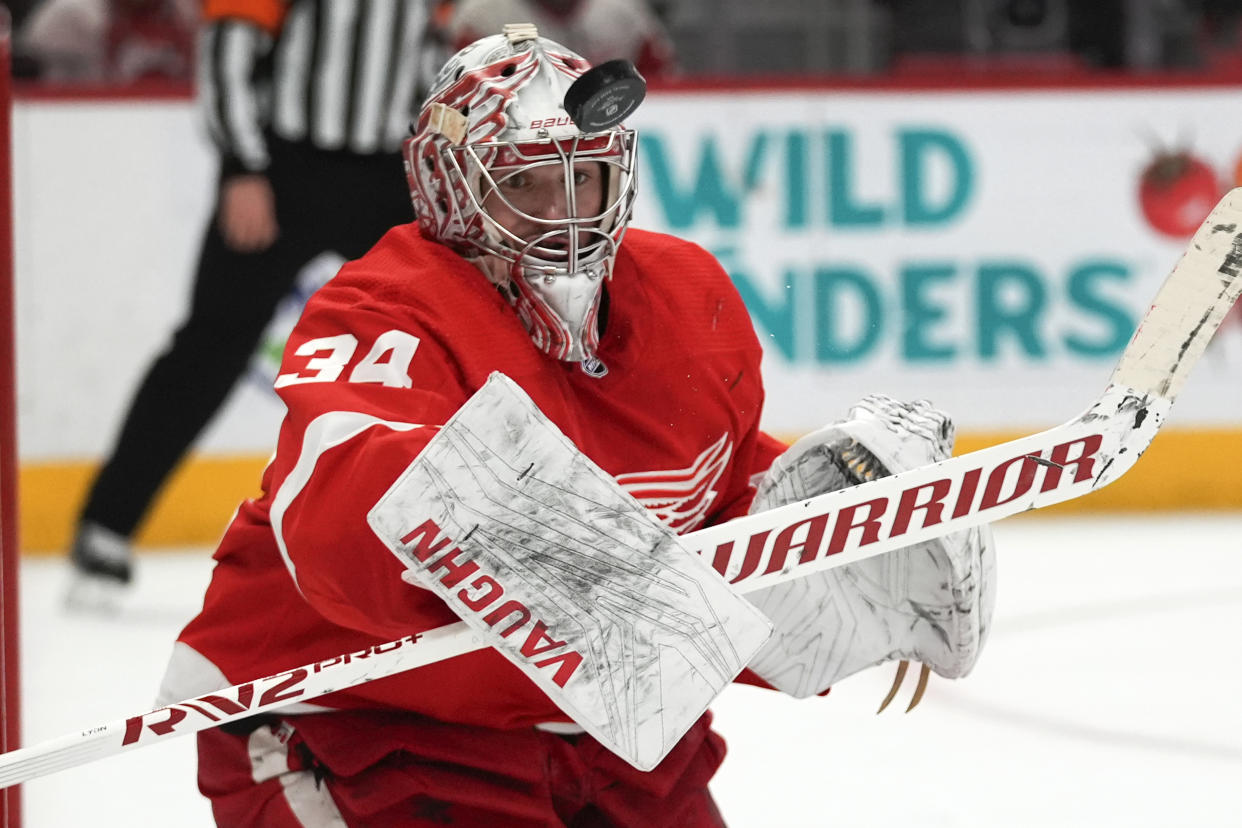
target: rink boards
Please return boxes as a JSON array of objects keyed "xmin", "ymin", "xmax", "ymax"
[{"xmin": 11, "ymin": 82, "xmax": 1242, "ymax": 552}]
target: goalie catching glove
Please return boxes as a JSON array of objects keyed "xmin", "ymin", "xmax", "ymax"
[
  {"xmin": 744, "ymin": 394, "xmax": 997, "ymax": 700},
  {"xmin": 368, "ymin": 373, "xmax": 773, "ymax": 772}
]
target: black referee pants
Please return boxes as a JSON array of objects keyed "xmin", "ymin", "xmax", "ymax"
[{"xmin": 79, "ymin": 137, "xmax": 413, "ymax": 539}]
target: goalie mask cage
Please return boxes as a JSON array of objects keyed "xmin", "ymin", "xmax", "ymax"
[{"xmin": 0, "ymin": 7, "xmax": 20, "ymax": 827}]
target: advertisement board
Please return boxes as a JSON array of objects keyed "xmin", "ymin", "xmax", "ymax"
[
  {"xmin": 12, "ymin": 82, "xmax": 1242, "ymax": 549},
  {"xmin": 625, "ymin": 86, "xmax": 1242, "ymax": 433}
]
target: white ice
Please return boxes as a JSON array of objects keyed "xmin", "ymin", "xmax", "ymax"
[{"xmin": 17, "ymin": 512, "xmax": 1242, "ymax": 827}]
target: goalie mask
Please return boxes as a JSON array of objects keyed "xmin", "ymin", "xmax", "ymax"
[{"xmin": 405, "ymin": 25, "xmax": 643, "ymax": 373}]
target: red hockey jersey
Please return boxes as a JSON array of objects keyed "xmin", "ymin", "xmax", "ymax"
[{"xmin": 167, "ymin": 225, "xmax": 784, "ymax": 729}]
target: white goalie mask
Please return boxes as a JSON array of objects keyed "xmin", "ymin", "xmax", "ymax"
[{"xmin": 404, "ymin": 25, "xmax": 642, "ymax": 372}]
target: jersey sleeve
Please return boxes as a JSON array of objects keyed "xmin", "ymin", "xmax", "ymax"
[
  {"xmin": 262, "ymin": 267, "xmax": 474, "ymax": 641},
  {"xmin": 704, "ymin": 424, "xmax": 786, "ymax": 526},
  {"xmin": 667, "ymin": 239, "xmax": 785, "ymax": 527},
  {"xmin": 199, "ymin": 2, "xmax": 285, "ymax": 174}
]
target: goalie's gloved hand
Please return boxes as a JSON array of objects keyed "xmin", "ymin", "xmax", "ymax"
[
  {"xmin": 745, "ymin": 394, "xmax": 997, "ymax": 700},
  {"xmin": 754, "ymin": 395, "xmax": 954, "ymax": 508}
]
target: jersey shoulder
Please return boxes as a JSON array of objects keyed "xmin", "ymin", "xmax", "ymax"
[
  {"xmin": 297, "ymin": 224, "xmax": 544, "ymax": 381},
  {"xmin": 313, "ymin": 224, "xmax": 511, "ymax": 331},
  {"xmin": 619, "ymin": 228, "xmax": 735, "ymax": 296},
  {"xmin": 618, "ymin": 228, "xmax": 760, "ymax": 352}
]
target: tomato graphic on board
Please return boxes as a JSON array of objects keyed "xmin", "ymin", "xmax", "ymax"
[{"xmin": 1137, "ymin": 150, "xmax": 1220, "ymax": 239}]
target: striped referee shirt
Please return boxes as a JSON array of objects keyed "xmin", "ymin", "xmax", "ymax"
[{"xmin": 200, "ymin": 0, "xmax": 437, "ymax": 174}]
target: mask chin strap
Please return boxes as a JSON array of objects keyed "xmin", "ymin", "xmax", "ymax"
[
  {"xmin": 521, "ymin": 264, "xmax": 605, "ymax": 358},
  {"xmin": 475, "ymin": 255, "xmax": 610, "ymax": 376},
  {"xmin": 512, "ymin": 225, "xmax": 615, "ymax": 373}
]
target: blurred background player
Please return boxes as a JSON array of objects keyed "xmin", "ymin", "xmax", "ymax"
[
  {"xmin": 67, "ymin": 0, "xmax": 446, "ymax": 597},
  {"xmin": 448, "ymin": 0, "xmax": 677, "ymax": 78},
  {"xmin": 17, "ymin": 0, "xmax": 196, "ymax": 82},
  {"xmin": 155, "ymin": 25, "xmax": 993, "ymax": 825}
]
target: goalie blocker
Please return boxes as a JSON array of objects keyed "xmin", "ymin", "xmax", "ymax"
[{"xmin": 367, "ymin": 373, "xmax": 773, "ymax": 772}]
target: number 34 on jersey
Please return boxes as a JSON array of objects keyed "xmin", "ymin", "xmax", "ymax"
[{"xmin": 274, "ymin": 330, "xmax": 420, "ymax": 389}]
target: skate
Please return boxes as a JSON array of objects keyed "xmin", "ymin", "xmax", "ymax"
[{"xmin": 64, "ymin": 522, "xmax": 133, "ymax": 612}]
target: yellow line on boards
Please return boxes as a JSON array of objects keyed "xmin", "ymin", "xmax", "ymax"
[
  {"xmin": 20, "ymin": 455, "xmax": 268, "ymax": 555},
  {"xmin": 16, "ymin": 428, "xmax": 1242, "ymax": 555},
  {"xmin": 953, "ymin": 427, "xmax": 1242, "ymax": 513}
]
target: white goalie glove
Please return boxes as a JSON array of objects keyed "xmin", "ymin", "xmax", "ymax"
[
  {"xmin": 745, "ymin": 394, "xmax": 996, "ymax": 702},
  {"xmin": 368, "ymin": 373, "xmax": 772, "ymax": 771}
]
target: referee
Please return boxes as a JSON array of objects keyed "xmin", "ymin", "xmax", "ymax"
[{"xmin": 70, "ymin": 0, "xmax": 443, "ymax": 593}]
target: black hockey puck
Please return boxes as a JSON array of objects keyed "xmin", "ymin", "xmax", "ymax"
[{"xmin": 563, "ymin": 60, "xmax": 647, "ymax": 132}]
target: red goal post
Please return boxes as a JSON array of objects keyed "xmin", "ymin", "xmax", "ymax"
[{"xmin": 0, "ymin": 6, "xmax": 21, "ymax": 827}]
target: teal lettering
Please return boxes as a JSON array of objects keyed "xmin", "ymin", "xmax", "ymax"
[
  {"xmin": 717, "ymin": 248, "xmax": 797, "ymax": 361},
  {"xmin": 642, "ymin": 132, "xmax": 770, "ymax": 229},
  {"xmin": 784, "ymin": 131, "xmax": 808, "ymax": 228},
  {"xmin": 1064, "ymin": 260, "xmax": 1134, "ymax": 356},
  {"xmin": 826, "ymin": 131, "xmax": 885, "ymax": 227},
  {"xmin": 977, "ymin": 262, "xmax": 1047, "ymax": 359},
  {"xmin": 814, "ymin": 266, "xmax": 883, "ymax": 362},
  {"xmin": 901, "ymin": 262, "xmax": 958, "ymax": 361},
  {"xmin": 900, "ymin": 129, "xmax": 973, "ymax": 225}
]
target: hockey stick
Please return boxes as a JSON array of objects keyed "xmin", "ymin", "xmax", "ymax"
[{"xmin": 3, "ymin": 190, "xmax": 1241, "ymax": 789}]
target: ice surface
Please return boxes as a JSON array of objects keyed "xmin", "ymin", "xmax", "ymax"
[{"xmin": 18, "ymin": 513, "xmax": 1242, "ymax": 827}]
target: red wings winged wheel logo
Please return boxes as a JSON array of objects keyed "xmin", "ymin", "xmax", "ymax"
[{"xmin": 615, "ymin": 434, "xmax": 732, "ymax": 533}]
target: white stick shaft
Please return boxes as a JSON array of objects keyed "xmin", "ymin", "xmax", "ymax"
[
  {"xmin": 690, "ymin": 400, "xmax": 1150, "ymax": 592},
  {"xmin": 4, "ymin": 190, "xmax": 1242, "ymax": 790},
  {"xmin": 1112, "ymin": 202, "xmax": 1242, "ymax": 398},
  {"xmin": 0, "ymin": 622, "xmax": 479, "ymax": 788}
]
